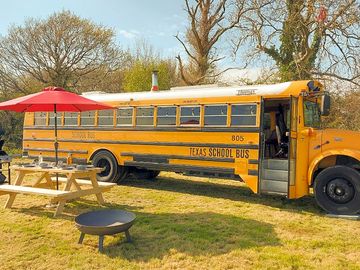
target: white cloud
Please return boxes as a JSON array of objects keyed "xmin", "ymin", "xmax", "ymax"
[{"xmin": 118, "ymin": 29, "xmax": 139, "ymax": 39}]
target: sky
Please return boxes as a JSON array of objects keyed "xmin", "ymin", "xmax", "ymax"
[
  {"xmin": 0, "ymin": 0, "xmax": 187, "ymax": 58},
  {"xmin": 0, "ymin": 0, "xmax": 261, "ymax": 82}
]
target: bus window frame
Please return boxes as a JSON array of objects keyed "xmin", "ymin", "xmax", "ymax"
[
  {"xmin": 98, "ymin": 109, "xmax": 115, "ymax": 127},
  {"xmin": 135, "ymin": 106, "xmax": 155, "ymax": 127},
  {"xmin": 116, "ymin": 107, "xmax": 134, "ymax": 127},
  {"xmin": 80, "ymin": 111, "xmax": 96, "ymax": 127},
  {"xmin": 34, "ymin": 112, "xmax": 47, "ymax": 126},
  {"xmin": 64, "ymin": 112, "xmax": 79, "ymax": 127},
  {"xmin": 48, "ymin": 112, "xmax": 63, "ymax": 127},
  {"xmin": 180, "ymin": 105, "xmax": 201, "ymax": 127},
  {"xmin": 157, "ymin": 105, "xmax": 177, "ymax": 127},
  {"xmin": 204, "ymin": 104, "xmax": 228, "ymax": 127},
  {"xmin": 230, "ymin": 103, "xmax": 258, "ymax": 127}
]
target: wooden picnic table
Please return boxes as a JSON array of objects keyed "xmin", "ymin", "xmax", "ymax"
[{"xmin": 0, "ymin": 165, "xmax": 116, "ymax": 217}]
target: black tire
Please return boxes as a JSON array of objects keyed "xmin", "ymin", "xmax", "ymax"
[
  {"xmin": 314, "ymin": 165, "xmax": 360, "ymax": 215},
  {"xmin": 92, "ymin": 150, "xmax": 124, "ymax": 183},
  {"xmin": 117, "ymin": 165, "xmax": 129, "ymax": 184},
  {"xmin": 146, "ymin": 170, "xmax": 160, "ymax": 179},
  {"xmin": 133, "ymin": 169, "xmax": 160, "ymax": 180}
]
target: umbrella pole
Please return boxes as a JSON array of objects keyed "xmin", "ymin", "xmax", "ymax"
[{"xmin": 54, "ymin": 104, "xmax": 59, "ymax": 190}]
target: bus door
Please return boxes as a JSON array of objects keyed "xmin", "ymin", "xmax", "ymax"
[{"xmin": 260, "ymin": 97, "xmax": 300, "ymax": 197}]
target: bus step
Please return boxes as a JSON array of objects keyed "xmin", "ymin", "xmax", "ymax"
[
  {"xmin": 260, "ymin": 179, "xmax": 287, "ymax": 194},
  {"xmin": 263, "ymin": 159, "xmax": 288, "ymax": 170},
  {"xmin": 262, "ymin": 169, "xmax": 288, "ymax": 181}
]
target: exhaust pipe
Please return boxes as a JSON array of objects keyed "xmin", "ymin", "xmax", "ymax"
[{"xmin": 151, "ymin": 70, "xmax": 159, "ymax": 91}]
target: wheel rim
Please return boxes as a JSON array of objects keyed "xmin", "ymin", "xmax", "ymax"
[
  {"xmin": 326, "ymin": 178, "xmax": 355, "ymax": 204},
  {"xmin": 97, "ymin": 158, "xmax": 111, "ymax": 177}
]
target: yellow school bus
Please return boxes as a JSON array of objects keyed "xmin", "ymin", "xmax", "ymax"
[{"xmin": 22, "ymin": 80, "xmax": 360, "ymax": 215}]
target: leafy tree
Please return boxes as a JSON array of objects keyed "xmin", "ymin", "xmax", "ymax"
[
  {"xmin": 323, "ymin": 86, "xmax": 360, "ymax": 130},
  {"xmin": 122, "ymin": 39, "xmax": 178, "ymax": 91},
  {"xmin": 0, "ymin": 10, "xmax": 128, "ymax": 94},
  {"xmin": 123, "ymin": 60, "xmax": 176, "ymax": 91},
  {"xmin": 233, "ymin": 0, "xmax": 360, "ymax": 84}
]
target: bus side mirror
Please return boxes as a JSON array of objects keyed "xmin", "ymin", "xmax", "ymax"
[{"xmin": 321, "ymin": 94, "xmax": 331, "ymax": 116}]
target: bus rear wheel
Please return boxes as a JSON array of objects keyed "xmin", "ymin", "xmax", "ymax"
[
  {"xmin": 314, "ymin": 165, "xmax": 360, "ymax": 215},
  {"xmin": 117, "ymin": 165, "xmax": 129, "ymax": 184},
  {"xmin": 92, "ymin": 150, "xmax": 127, "ymax": 183},
  {"xmin": 133, "ymin": 169, "xmax": 160, "ymax": 180}
]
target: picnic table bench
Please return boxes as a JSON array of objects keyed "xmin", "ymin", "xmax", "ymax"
[{"xmin": 0, "ymin": 165, "xmax": 116, "ymax": 217}]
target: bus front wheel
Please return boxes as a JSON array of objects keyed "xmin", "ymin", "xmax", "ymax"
[
  {"xmin": 314, "ymin": 165, "xmax": 360, "ymax": 215},
  {"xmin": 92, "ymin": 150, "xmax": 125, "ymax": 183}
]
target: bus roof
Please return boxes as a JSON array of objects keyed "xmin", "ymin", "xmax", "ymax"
[{"xmin": 82, "ymin": 80, "xmax": 322, "ymax": 103}]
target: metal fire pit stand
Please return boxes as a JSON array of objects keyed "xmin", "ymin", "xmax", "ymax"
[{"xmin": 78, "ymin": 228, "xmax": 132, "ymax": 252}]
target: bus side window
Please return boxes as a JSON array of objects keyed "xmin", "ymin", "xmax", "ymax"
[
  {"xmin": 180, "ymin": 106, "xmax": 200, "ymax": 126},
  {"xmin": 34, "ymin": 112, "xmax": 47, "ymax": 126},
  {"xmin": 204, "ymin": 105, "xmax": 227, "ymax": 126},
  {"xmin": 64, "ymin": 112, "xmax": 79, "ymax": 126},
  {"xmin": 116, "ymin": 108, "xmax": 133, "ymax": 126},
  {"xmin": 98, "ymin": 110, "xmax": 114, "ymax": 126},
  {"xmin": 136, "ymin": 107, "xmax": 154, "ymax": 126},
  {"xmin": 231, "ymin": 104, "xmax": 257, "ymax": 126},
  {"xmin": 157, "ymin": 106, "xmax": 176, "ymax": 126},
  {"xmin": 80, "ymin": 111, "xmax": 95, "ymax": 126},
  {"xmin": 48, "ymin": 112, "xmax": 62, "ymax": 126}
]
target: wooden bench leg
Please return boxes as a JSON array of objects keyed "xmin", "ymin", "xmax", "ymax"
[
  {"xmin": 33, "ymin": 173, "xmax": 48, "ymax": 187},
  {"xmin": 54, "ymin": 200, "xmax": 66, "ymax": 217},
  {"xmin": 5, "ymin": 194, "xmax": 17, "ymax": 209},
  {"xmin": 89, "ymin": 172, "xmax": 105, "ymax": 204},
  {"xmin": 53, "ymin": 174, "xmax": 74, "ymax": 217},
  {"xmin": 44, "ymin": 173, "xmax": 55, "ymax": 190},
  {"xmin": 4, "ymin": 171, "xmax": 25, "ymax": 209}
]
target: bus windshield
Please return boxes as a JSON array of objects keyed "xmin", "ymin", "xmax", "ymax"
[{"xmin": 304, "ymin": 99, "xmax": 321, "ymax": 128}]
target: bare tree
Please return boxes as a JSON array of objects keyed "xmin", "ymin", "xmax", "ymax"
[
  {"xmin": 0, "ymin": 10, "xmax": 128, "ymax": 94},
  {"xmin": 176, "ymin": 0, "xmax": 249, "ymax": 85},
  {"xmin": 233, "ymin": 0, "xmax": 360, "ymax": 84}
]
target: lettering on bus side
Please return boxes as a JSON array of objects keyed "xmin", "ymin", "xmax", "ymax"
[
  {"xmin": 189, "ymin": 147, "xmax": 249, "ymax": 159},
  {"xmin": 72, "ymin": 131, "xmax": 95, "ymax": 139}
]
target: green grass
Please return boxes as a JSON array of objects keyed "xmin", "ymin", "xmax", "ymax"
[{"xmin": 1, "ymin": 163, "xmax": 360, "ymax": 269}]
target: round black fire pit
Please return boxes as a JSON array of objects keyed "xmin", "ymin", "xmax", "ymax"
[{"xmin": 75, "ymin": 209, "xmax": 136, "ymax": 252}]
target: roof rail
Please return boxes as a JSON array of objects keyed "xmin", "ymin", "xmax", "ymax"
[{"xmin": 170, "ymin": 84, "xmax": 219, "ymax": 91}]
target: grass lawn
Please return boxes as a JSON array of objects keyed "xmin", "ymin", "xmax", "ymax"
[{"xmin": 1, "ymin": 162, "xmax": 360, "ymax": 270}]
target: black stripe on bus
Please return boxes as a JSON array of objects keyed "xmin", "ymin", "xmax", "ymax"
[
  {"xmin": 248, "ymin": 169, "xmax": 258, "ymax": 176},
  {"xmin": 24, "ymin": 126, "xmax": 260, "ymax": 133},
  {"xmin": 23, "ymin": 138, "xmax": 259, "ymax": 149},
  {"xmin": 24, "ymin": 148, "xmax": 88, "ymax": 154},
  {"xmin": 121, "ymin": 152, "xmax": 235, "ymax": 163},
  {"xmin": 248, "ymin": 159, "xmax": 259, "ymax": 164},
  {"xmin": 124, "ymin": 161, "xmax": 235, "ymax": 174}
]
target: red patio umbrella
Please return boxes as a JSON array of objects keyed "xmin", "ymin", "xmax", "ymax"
[{"xmin": 0, "ymin": 86, "xmax": 114, "ymax": 188}]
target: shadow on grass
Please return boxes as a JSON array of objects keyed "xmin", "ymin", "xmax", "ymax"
[
  {"xmin": 122, "ymin": 175, "xmax": 322, "ymax": 215},
  {"xmin": 15, "ymin": 199, "xmax": 143, "ymax": 221},
  {"xmin": 103, "ymin": 211, "xmax": 279, "ymax": 260},
  {"xmin": 14, "ymin": 200, "xmax": 280, "ymax": 261}
]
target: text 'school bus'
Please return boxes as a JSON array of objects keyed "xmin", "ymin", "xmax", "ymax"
[{"xmin": 23, "ymin": 80, "xmax": 360, "ymax": 215}]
